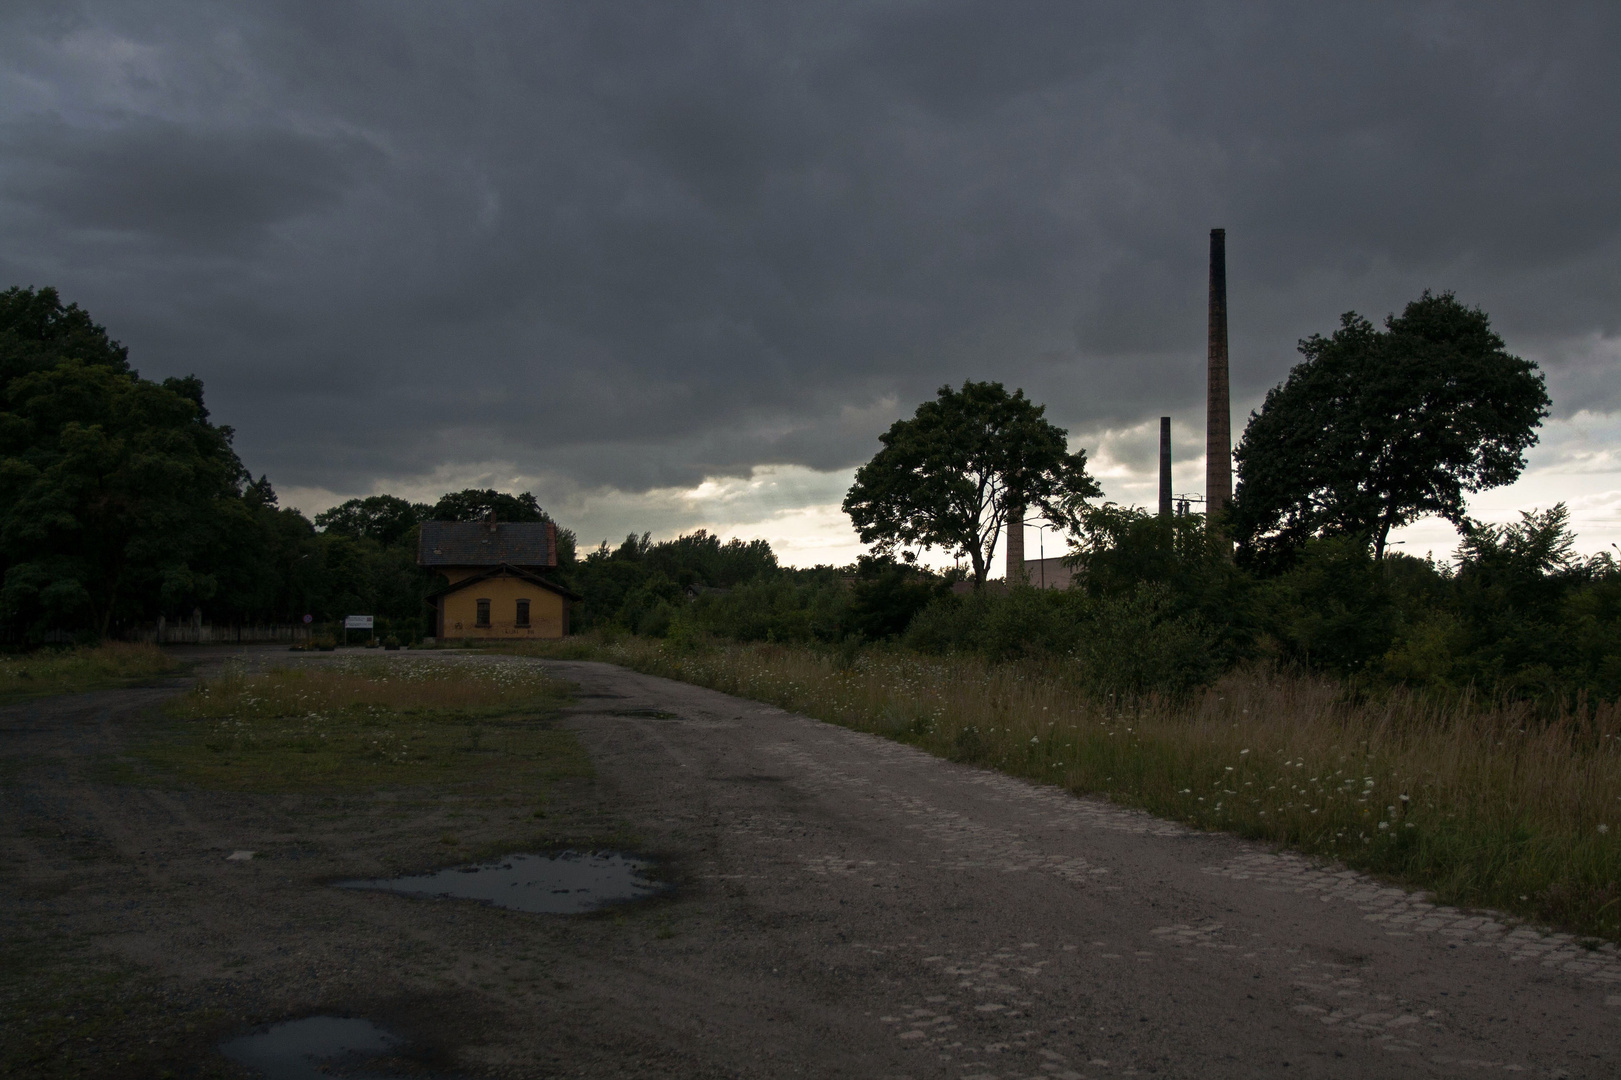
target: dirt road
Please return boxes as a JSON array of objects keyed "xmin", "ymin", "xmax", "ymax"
[{"xmin": 4, "ymin": 651, "xmax": 1619, "ymax": 1078}]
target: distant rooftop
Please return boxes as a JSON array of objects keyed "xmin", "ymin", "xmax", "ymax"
[{"xmin": 418, "ymin": 520, "xmax": 556, "ymax": 568}]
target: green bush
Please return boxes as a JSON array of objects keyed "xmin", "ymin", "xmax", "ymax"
[{"xmin": 1075, "ymin": 584, "xmax": 1221, "ymax": 696}]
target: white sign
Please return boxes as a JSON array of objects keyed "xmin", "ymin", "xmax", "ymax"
[{"xmin": 344, "ymin": 615, "xmax": 374, "ymax": 629}]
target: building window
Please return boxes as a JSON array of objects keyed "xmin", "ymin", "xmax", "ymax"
[
  {"xmin": 475, "ymin": 598, "xmax": 491, "ymax": 627},
  {"xmin": 515, "ymin": 599, "xmax": 530, "ymax": 627}
]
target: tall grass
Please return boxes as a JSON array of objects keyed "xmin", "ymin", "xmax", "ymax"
[
  {"xmin": 508, "ymin": 635, "xmax": 1621, "ymax": 941},
  {"xmin": 0, "ymin": 643, "xmax": 176, "ymax": 701}
]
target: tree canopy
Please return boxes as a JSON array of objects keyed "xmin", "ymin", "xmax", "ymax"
[
  {"xmin": 429, "ymin": 488, "xmax": 546, "ymax": 522},
  {"xmin": 0, "ymin": 288, "xmax": 247, "ymax": 638},
  {"xmin": 843, "ymin": 381, "xmax": 1099, "ymax": 585},
  {"xmin": 1231, "ymin": 291, "xmax": 1549, "ymax": 565},
  {"xmin": 0, "ymin": 285, "xmax": 131, "ymax": 386},
  {"xmin": 0, "ymin": 286, "xmax": 547, "ymax": 641},
  {"xmin": 315, "ymin": 495, "xmax": 432, "ymax": 547}
]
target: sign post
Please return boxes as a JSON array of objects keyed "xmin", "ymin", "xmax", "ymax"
[{"xmin": 343, "ymin": 615, "xmax": 373, "ymax": 647}]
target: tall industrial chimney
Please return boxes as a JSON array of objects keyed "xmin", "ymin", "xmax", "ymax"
[
  {"xmin": 1005, "ymin": 503, "xmax": 1025, "ymax": 583},
  {"xmin": 1159, "ymin": 417, "xmax": 1172, "ymax": 519},
  {"xmin": 1206, "ymin": 228, "xmax": 1232, "ymax": 516}
]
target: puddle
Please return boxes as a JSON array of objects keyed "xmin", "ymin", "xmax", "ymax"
[
  {"xmin": 336, "ymin": 851, "xmax": 665, "ymax": 913},
  {"xmin": 220, "ymin": 1016, "xmax": 400, "ymax": 1079}
]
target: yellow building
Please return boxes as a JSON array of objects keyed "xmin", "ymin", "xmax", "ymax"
[{"xmin": 419, "ymin": 518, "xmax": 580, "ymax": 640}]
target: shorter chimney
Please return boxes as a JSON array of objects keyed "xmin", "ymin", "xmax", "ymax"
[
  {"xmin": 1006, "ymin": 504, "xmax": 1025, "ymax": 583},
  {"xmin": 1159, "ymin": 417, "xmax": 1172, "ymax": 519}
]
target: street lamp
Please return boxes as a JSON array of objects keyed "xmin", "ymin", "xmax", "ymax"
[{"xmin": 1024, "ymin": 517, "xmax": 1053, "ymax": 588}]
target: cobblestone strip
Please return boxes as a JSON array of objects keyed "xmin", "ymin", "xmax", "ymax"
[
  {"xmin": 1205, "ymin": 850, "xmax": 1621, "ymax": 987},
  {"xmin": 870, "ymin": 941, "xmax": 1093, "ymax": 1079},
  {"xmin": 765, "ymin": 741, "xmax": 1108, "ymax": 883}
]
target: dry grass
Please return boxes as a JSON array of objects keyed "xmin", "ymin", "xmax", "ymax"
[
  {"xmin": 149, "ymin": 656, "xmax": 588, "ymax": 794},
  {"xmin": 507, "ymin": 635, "xmax": 1621, "ymax": 941},
  {"xmin": 0, "ymin": 642, "xmax": 178, "ymax": 702}
]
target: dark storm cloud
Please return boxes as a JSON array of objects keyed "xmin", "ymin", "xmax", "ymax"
[
  {"xmin": 0, "ymin": 1, "xmax": 1617, "ymax": 501},
  {"xmin": 3, "ymin": 118, "xmax": 378, "ymax": 248}
]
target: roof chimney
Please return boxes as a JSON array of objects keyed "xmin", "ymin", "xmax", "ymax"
[{"xmin": 1206, "ymin": 229, "xmax": 1232, "ymax": 516}]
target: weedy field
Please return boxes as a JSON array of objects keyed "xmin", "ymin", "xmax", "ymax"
[
  {"xmin": 149, "ymin": 656, "xmax": 590, "ymax": 796},
  {"xmin": 504, "ymin": 634, "xmax": 1621, "ymax": 942},
  {"xmin": 0, "ymin": 642, "xmax": 177, "ymax": 702}
]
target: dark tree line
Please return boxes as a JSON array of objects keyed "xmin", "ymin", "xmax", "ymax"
[
  {"xmin": 647, "ymin": 291, "xmax": 1619, "ymax": 702},
  {"xmin": 0, "ymin": 287, "xmax": 589, "ymax": 643},
  {"xmin": 10, "ymin": 283, "xmax": 1614, "ymax": 701}
]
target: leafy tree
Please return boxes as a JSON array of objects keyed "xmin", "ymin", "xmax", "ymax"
[
  {"xmin": 0, "ymin": 287, "xmax": 330, "ymax": 640},
  {"xmin": 1063, "ymin": 504, "xmax": 1257, "ymax": 669},
  {"xmin": 315, "ymin": 494, "xmax": 431, "ymax": 547},
  {"xmin": 1232, "ymin": 291, "xmax": 1549, "ymax": 565},
  {"xmin": 206, "ymin": 476, "xmax": 328, "ymax": 624},
  {"xmin": 430, "ymin": 488, "xmax": 546, "ymax": 522},
  {"xmin": 843, "ymin": 381, "xmax": 1100, "ymax": 586},
  {"xmin": 844, "ymin": 556, "xmax": 947, "ymax": 641},
  {"xmin": 643, "ymin": 529, "xmax": 778, "ymax": 588},
  {"xmin": 562, "ymin": 529, "xmax": 783, "ymax": 632},
  {"xmin": 1262, "ymin": 536, "xmax": 1403, "ymax": 674},
  {"xmin": 1446, "ymin": 504, "xmax": 1586, "ymax": 693},
  {"xmin": 0, "ymin": 359, "xmax": 245, "ymax": 639},
  {"xmin": 0, "ymin": 286, "xmax": 131, "ymax": 385},
  {"xmin": 1068, "ymin": 505, "xmax": 1224, "ymax": 597},
  {"xmin": 680, "ymin": 573, "xmax": 851, "ymax": 645}
]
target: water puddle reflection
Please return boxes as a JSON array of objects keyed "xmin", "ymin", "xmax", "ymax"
[
  {"xmin": 336, "ymin": 851, "xmax": 664, "ymax": 913},
  {"xmin": 220, "ymin": 1015, "xmax": 400, "ymax": 1079}
]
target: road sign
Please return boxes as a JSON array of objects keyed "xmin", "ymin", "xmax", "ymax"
[
  {"xmin": 303, "ymin": 614, "xmax": 313, "ymax": 624},
  {"xmin": 344, "ymin": 615, "xmax": 374, "ymax": 629}
]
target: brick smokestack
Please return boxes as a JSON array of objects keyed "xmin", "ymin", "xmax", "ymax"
[
  {"xmin": 1206, "ymin": 228, "xmax": 1232, "ymax": 516},
  {"xmin": 1159, "ymin": 416, "xmax": 1172, "ymax": 519},
  {"xmin": 1005, "ymin": 504, "xmax": 1025, "ymax": 583}
]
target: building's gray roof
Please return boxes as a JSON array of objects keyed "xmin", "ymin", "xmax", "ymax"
[
  {"xmin": 417, "ymin": 520, "xmax": 556, "ymax": 567},
  {"xmin": 425, "ymin": 561, "xmax": 581, "ymax": 601}
]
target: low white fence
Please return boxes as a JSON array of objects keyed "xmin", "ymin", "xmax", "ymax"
[{"xmin": 127, "ymin": 622, "xmax": 312, "ymax": 645}]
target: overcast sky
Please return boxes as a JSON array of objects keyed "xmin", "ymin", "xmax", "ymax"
[{"xmin": 4, "ymin": 2, "xmax": 1619, "ymax": 565}]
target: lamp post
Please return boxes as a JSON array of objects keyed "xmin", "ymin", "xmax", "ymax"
[{"xmin": 1025, "ymin": 518, "xmax": 1052, "ymax": 588}]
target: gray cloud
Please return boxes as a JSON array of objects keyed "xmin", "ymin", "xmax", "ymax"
[
  {"xmin": 2, "ymin": 118, "xmax": 377, "ymax": 248},
  {"xmin": 0, "ymin": 1, "xmax": 1616, "ymax": 506}
]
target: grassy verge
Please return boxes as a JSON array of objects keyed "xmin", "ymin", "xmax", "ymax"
[
  {"xmin": 502, "ymin": 634, "xmax": 1621, "ymax": 942},
  {"xmin": 144, "ymin": 656, "xmax": 591, "ymax": 797},
  {"xmin": 0, "ymin": 643, "xmax": 178, "ymax": 703}
]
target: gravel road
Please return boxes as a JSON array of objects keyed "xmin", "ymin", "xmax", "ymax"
[{"xmin": 4, "ymin": 650, "xmax": 1619, "ymax": 1078}]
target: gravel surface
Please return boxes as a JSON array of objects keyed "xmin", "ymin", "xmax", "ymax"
[{"xmin": 3, "ymin": 648, "xmax": 1618, "ymax": 1078}]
